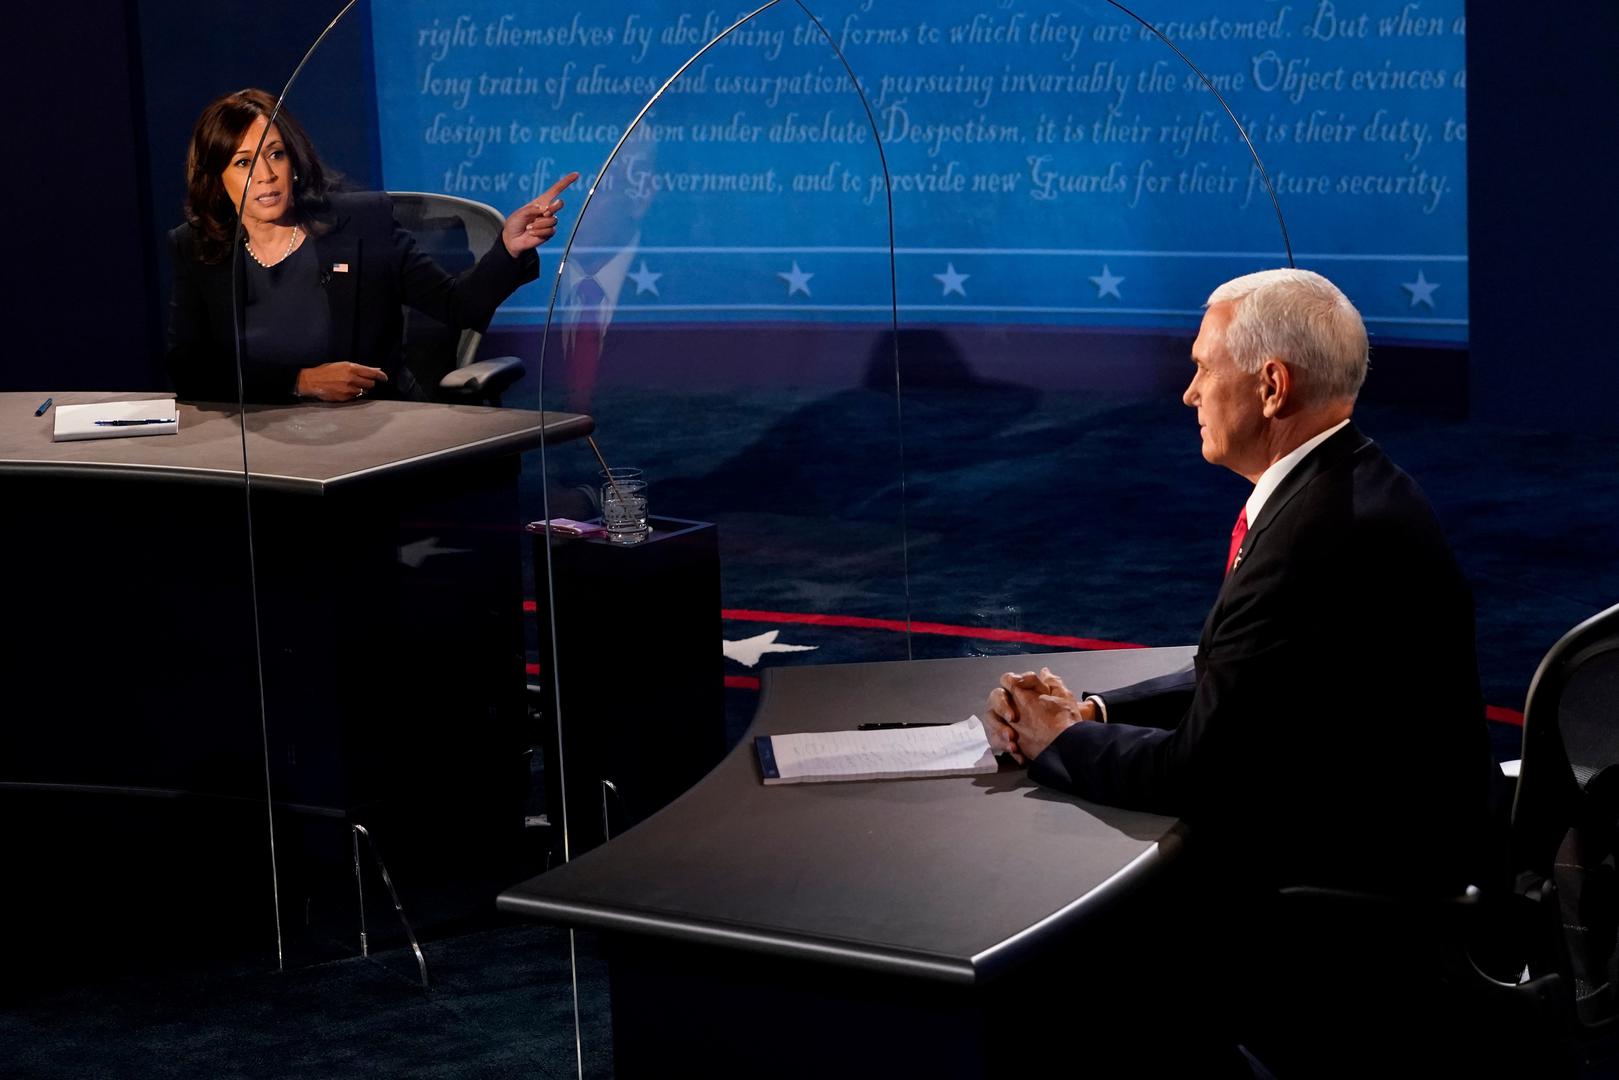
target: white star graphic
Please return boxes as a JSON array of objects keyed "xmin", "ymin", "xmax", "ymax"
[
  {"xmin": 933, "ymin": 262, "xmax": 969, "ymax": 297},
  {"xmin": 397, "ymin": 536, "xmax": 472, "ymax": 568},
  {"xmin": 1089, "ymin": 264, "xmax": 1125, "ymax": 299},
  {"xmin": 778, "ymin": 260, "xmax": 814, "ymax": 297},
  {"xmin": 722, "ymin": 630, "xmax": 819, "ymax": 669},
  {"xmin": 627, "ymin": 260, "xmax": 662, "ymax": 297},
  {"xmin": 1401, "ymin": 270, "xmax": 1440, "ymax": 309}
]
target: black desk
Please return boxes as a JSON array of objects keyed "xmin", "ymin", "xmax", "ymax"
[
  {"xmin": 499, "ymin": 646, "xmax": 1197, "ymax": 1077},
  {"xmin": 0, "ymin": 392, "xmax": 590, "ymax": 960},
  {"xmin": 1, "ymin": 391, "xmax": 591, "ymax": 803}
]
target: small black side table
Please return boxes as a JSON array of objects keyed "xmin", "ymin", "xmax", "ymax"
[{"xmin": 532, "ymin": 515, "xmax": 725, "ymax": 857}]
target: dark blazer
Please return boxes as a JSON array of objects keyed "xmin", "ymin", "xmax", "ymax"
[
  {"xmin": 166, "ymin": 191, "xmax": 538, "ymax": 403},
  {"xmin": 1032, "ymin": 422, "xmax": 1496, "ymax": 895}
]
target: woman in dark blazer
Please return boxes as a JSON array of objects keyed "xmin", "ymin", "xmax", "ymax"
[{"xmin": 167, "ymin": 88, "xmax": 578, "ymax": 404}]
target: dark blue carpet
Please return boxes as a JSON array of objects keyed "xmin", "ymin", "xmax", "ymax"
[{"xmin": 0, "ymin": 925, "xmax": 612, "ymax": 1080}]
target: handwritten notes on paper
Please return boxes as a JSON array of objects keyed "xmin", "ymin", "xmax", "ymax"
[{"xmin": 756, "ymin": 716, "xmax": 998, "ymax": 785}]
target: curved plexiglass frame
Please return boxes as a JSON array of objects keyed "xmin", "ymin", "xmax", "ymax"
[
  {"xmin": 228, "ymin": 3, "xmax": 560, "ymax": 984},
  {"xmin": 533, "ymin": 0, "xmax": 1297, "ymax": 812}
]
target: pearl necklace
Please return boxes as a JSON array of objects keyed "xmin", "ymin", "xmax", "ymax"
[{"xmin": 245, "ymin": 225, "xmax": 299, "ymax": 268}]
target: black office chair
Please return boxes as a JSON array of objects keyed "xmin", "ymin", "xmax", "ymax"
[
  {"xmin": 1262, "ymin": 601, "xmax": 1619, "ymax": 1076},
  {"xmin": 1503, "ymin": 599, "xmax": 1619, "ymax": 1068},
  {"xmin": 389, "ymin": 192, "xmax": 528, "ymax": 405}
]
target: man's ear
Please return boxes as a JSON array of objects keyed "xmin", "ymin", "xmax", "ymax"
[{"xmin": 1258, "ymin": 358, "xmax": 1292, "ymax": 417}]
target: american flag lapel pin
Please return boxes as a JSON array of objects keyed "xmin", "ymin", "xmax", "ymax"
[{"xmin": 332, "ymin": 262, "xmax": 350, "ymax": 273}]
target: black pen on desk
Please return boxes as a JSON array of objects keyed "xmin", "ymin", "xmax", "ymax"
[
  {"xmin": 34, "ymin": 397, "xmax": 52, "ymax": 416},
  {"xmin": 856, "ymin": 722, "xmax": 949, "ymax": 730},
  {"xmin": 93, "ymin": 417, "xmax": 172, "ymax": 427}
]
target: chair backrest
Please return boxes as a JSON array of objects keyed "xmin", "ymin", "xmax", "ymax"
[
  {"xmin": 388, "ymin": 192, "xmax": 507, "ymax": 396},
  {"xmin": 1514, "ymin": 601, "xmax": 1619, "ymax": 877},
  {"xmin": 1513, "ymin": 602, "xmax": 1619, "ymax": 1036}
]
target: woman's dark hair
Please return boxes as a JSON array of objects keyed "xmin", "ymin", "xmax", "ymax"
[{"xmin": 183, "ymin": 88, "xmax": 338, "ymax": 264}]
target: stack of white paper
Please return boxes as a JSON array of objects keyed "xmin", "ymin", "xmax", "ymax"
[{"xmin": 756, "ymin": 716, "xmax": 997, "ymax": 785}]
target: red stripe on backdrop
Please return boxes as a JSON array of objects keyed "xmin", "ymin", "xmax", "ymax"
[
  {"xmin": 721, "ymin": 608, "xmax": 1146, "ymax": 651},
  {"xmin": 528, "ymin": 598, "xmax": 1141, "ymax": 649},
  {"xmin": 523, "ymin": 600, "xmax": 1529, "ymax": 720}
]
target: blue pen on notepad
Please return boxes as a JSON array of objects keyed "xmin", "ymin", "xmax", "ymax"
[
  {"xmin": 34, "ymin": 397, "xmax": 52, "ymax": 416},
  {"xmin": 94, "ymin": 417, "xmax": 173, "ymax": 427}
]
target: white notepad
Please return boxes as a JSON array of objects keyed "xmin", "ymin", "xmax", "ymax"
[
  {"xmin": 53, "ymin": 399, "xmax": 179, "ymax": 442},
  {"xmin": 755, "ymin": 716, "xmax": 998, "ymax": 785}
]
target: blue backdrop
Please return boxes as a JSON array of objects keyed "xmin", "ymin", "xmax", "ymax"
[{"xmin": 371, "ymin": 1, "xmax": 1463, "ymax": 338}]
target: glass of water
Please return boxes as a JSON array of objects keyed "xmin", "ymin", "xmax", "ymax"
[{"xmin": 600, "ymin": 468, "xmax": 649, "ymax": 545}]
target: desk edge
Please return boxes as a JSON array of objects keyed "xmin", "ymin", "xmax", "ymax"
[
  {"xmin": 969, "ymin": 824, "xmax": 1188, "ymax": 982},
  {"xmin": 497, "ymin": 825, "xmax": 1185, "ymax": 987},
  {"xmin": 0, "ymin": 412, "xmax": 594, "ymax": 493},
  {"xmin": 493, "ymin": 892, "xmax": 980, "ymax": 984}
]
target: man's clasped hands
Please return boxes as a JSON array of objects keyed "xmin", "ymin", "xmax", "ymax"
[{"xmin": 984, "ymin": 667, "xmax": 1101, "ymax": 765}]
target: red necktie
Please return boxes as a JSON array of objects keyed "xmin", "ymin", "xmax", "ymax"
[{"xmin": 1226, "ymin": 507, "xmax": 1249, "ymax": 576}]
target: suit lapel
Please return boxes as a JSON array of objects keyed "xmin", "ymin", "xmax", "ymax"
[
  {"xmin": 315, "ymin": 208, "xmax": 360, "ymax": 363},
  {"xmin": 1224, "ymin": 422, "xmax": 1369, "ymax": 584},
  {"xmin": 1200, "ymin": 423, "xmax": 1371, "ymax": 652}
]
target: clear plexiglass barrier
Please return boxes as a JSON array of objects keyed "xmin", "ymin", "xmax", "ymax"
[
  {"xmin": 878, "ymin": 0, "xmax": 1296, "ymax": 657},
  {"xmin": 231, "ymin": 2, "xmax": 575, "ymax": 990}
]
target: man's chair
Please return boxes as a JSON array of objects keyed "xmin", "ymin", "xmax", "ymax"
[
  {"xmin": 1505, "ymin": 599, "xmax": 1619, "ymax": 1069},
  {"xmin": 1265, "ymin": 601, "xmax": 1619, "ymax": 1076},
  {"xmin": 390, "ymin": 192, "xmax": 528, "ymax": 405}
]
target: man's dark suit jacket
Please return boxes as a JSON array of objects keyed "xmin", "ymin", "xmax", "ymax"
[
  {"xmin": 166, "ymin": 191, "xmax": 538, "ymax": 403},
  {"xmin": 1031, "ymin": 422, "xmax": 1496, "ymax": 895}
]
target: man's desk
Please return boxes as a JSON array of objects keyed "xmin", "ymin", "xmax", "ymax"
[
  {"xmin": 499, "ymin": 646, "xmax": 1196, "ymax": 1079},
  {"xmin": 1, "ymin": 393, "xmax": 589, "ymax": 914}
]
